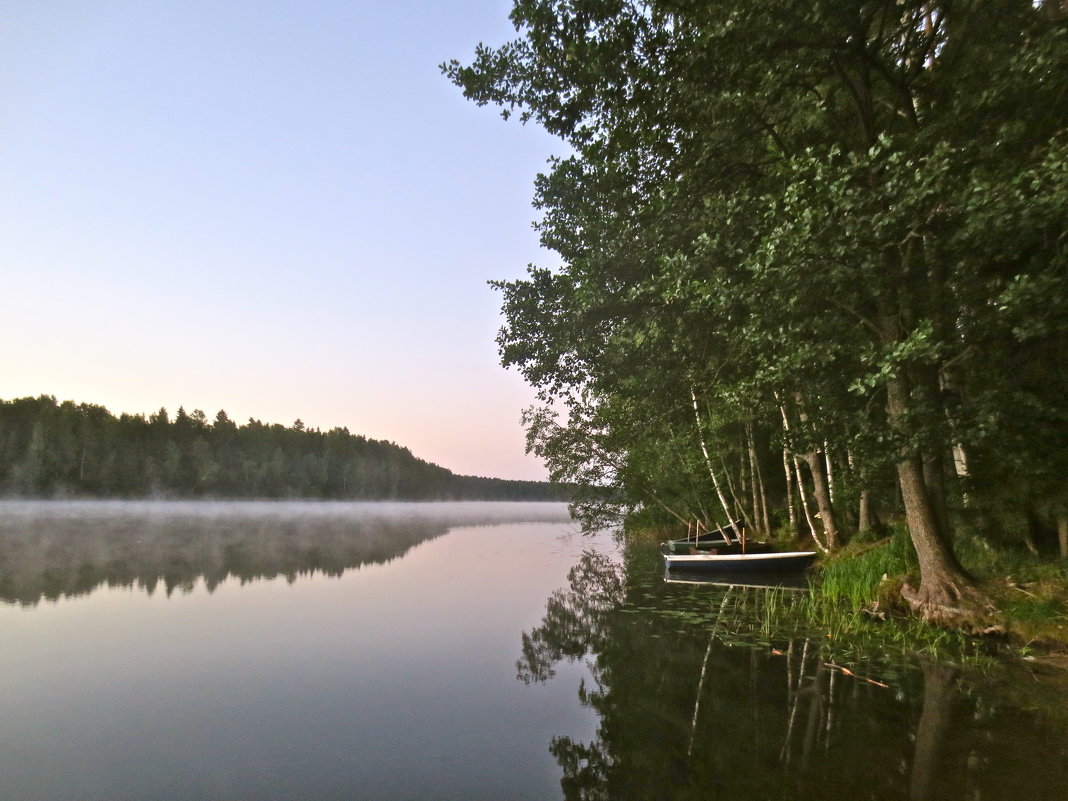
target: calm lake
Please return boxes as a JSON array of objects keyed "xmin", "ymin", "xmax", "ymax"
[{"xmin": 0, "ymin": 501, "xmax": 1065, "ymax": 800}]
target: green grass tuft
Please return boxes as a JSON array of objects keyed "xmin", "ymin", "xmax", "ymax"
[{"xmin": 817, "ymin": 524, "xmax": 916, "ymax": 607}]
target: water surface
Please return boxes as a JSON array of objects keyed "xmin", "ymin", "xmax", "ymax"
[
  {"xmin": 0, "ymin": 501, "xmax": 602, "ymax": 801},
  {"xmin": 1, "ymin": 501, "xmax": 1066, "ymax": 800},
  {"xmin": 527, "ymin": 540, "xmax": 1068, "ymax": 801}
]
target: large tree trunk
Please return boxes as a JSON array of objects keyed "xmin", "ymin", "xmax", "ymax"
[
  {"xmin": 804, "ymin": 451, "xmax": 840, "ymax": 550},
  {"xmin": 875, "ymin": 257, "xmax": 993, "ymax": 626},
  {"xmin": 922, "ymin": 441, "xmax": 952, "ymax": 545},
  {"xmin": 887, "ymin": 375, "xmax": 992, "ymax": 627}
]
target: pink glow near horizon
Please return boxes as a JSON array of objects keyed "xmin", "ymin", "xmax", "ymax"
[{"xmin": 0, "ymin": 1, "xmax": 561, "ymax": 481}]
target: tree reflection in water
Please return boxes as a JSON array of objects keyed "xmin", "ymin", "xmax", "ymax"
[
  {"xmin": 519, "ymin": 542, "xmax": 1068, "ymax": 801},
  {"xmin": 0, "ymin": 500, "xmax": 568, "ymax": 605},
  {"xmin": 517, "ymin": 550, "xmax": 625, "ymax": 685}
]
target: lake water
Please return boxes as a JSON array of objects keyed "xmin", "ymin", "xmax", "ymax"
[{"xmin": 0, "ymin": 501, "xmax": 1065, "ymax": 800}]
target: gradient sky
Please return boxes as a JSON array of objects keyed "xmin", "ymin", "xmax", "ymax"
[{"xmin": 0, "ymin": 1, "xmax": 563, "ymax": 481}]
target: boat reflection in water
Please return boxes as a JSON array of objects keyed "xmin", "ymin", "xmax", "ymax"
[{"xmin": 662, "ymin": 568, "xmax": 809, "ymax": 591}]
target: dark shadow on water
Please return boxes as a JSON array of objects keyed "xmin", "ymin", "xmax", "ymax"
[{"xmin": 521, "ymin": 540, "xmax": 1068, "ymax": 800}]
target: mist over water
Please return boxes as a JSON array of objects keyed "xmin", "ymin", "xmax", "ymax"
[{"xmin": 0, "ymin": 500, "xmax": 572, "ymax": 605}]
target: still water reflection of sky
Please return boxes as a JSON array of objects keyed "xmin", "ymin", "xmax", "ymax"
[
  {"xmin": 5, "ymin": 501, "xmax": 1068, "ymax": 801},
  {"xmin": 0, "ymin": 501, "xmax": 610, "ymax": 801}
]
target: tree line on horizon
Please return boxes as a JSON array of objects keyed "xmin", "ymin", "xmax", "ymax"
[
  {"xmin": 0, "ymin": 506, "xmax": 451, "ymax": 605},
  {"xmin": 0, "ymin": 395, "xmax": 561, "ymax": 501},
  {"xmin": 446, "ymin": 0, "xmax": 1068, "ymax": 624}
]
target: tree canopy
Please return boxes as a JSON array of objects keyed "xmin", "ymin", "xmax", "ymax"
[{"xmin": 447, "ymin": 0, "xmax": 1068, "ymax": 623}]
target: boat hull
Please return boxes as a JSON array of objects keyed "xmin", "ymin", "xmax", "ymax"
[{"xmin": 662, "ymin": 551, "xmax": 818, "ymax": 573}]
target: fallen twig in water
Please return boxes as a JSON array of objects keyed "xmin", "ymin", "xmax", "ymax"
[{"xmin": 823, "ymin": 662, "xmax": 890, "ymax": 688}]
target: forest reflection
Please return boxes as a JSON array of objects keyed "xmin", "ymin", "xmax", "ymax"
[
  {"xmin": 0, "ymin": 500, "xmax": 569, "ymax": 606},
  {"xmin": 520, "ymin": 547, "xmax": 1068, "ymax": 801}
]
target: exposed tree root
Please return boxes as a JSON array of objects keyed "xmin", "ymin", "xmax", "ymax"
[{"xmin": 901, "ymin": 579, "xmax": 1002, "ymax": 633}]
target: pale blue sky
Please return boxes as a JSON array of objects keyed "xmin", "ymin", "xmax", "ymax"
[{"xmin": 0, "ymin": 1, "xmax": 561, "ymax": 480}]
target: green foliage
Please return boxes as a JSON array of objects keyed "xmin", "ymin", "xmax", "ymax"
[
  {"xmin": 808, "ymin": 529, "xmax": 1068, "ymax": 649},
  {"xmin": 447, "ymin": 0, "xmax": 1068, "ymax": 579},
  {"xmin": 0, "ymin": 395, "xmax": 563, "ymax": 501},
  {"xmin": 819, "ymin": 526, "xmax": 917, "ymax": 607}
]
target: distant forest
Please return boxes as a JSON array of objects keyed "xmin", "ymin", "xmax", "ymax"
[{"xmin": 0, "ymin": 395, "xmax": 561, "ymax": 501}]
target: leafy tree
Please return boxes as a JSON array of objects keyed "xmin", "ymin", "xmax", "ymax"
[{"xmin": 447, "ymin": 0, "xmax": 1068, "ymax": 624}]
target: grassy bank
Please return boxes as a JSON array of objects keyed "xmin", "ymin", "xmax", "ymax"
[
  {"xmin": 793, "ymin": 524, "xmax": 1068, "ymax": 659},
  {"xmin": 636, "ymin": 521, "xmax": 1068, "ymax": 665}
]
